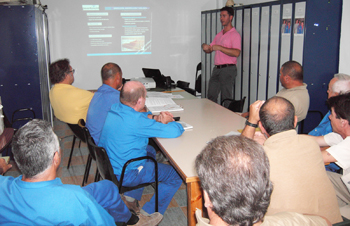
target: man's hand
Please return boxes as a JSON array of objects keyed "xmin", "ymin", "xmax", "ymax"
[
  {"xmin": 0, "ymin": 158, "xmax": 12, "ymax": 175},
  {"xmin": 248, "ymin": 100, "xmax": 265, "ymax": 124},
  {"xmin": 202, "ymin": 43, "xmax": 212, "ymax": 53},
  {"xmin": 241, "ymin": 100, "xmax": 265, "ymax": 139},
  {"xmin": 155, "ymin": 112, "xmax": 174, "ymax": 124}
]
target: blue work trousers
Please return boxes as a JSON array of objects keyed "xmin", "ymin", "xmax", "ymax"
[
  {"xmin": 83, "ymin": 180, "xmax": 132, "ymax": 223},
  {"xmin": 121, "ymin": 161, "xmax": 182, "ymax": 215}
]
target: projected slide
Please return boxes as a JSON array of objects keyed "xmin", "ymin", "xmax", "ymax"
[{"xmin": 83, "ymin": 5, "xmax": 152, "ymax": 56}]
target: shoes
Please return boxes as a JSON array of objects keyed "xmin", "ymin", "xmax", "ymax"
[
  {"xmin": 121, "ymin": 195, "xmax": 141, "ymax": 215},
  {"xmin": 129, "ymin": 212, "xmax": 163, "ymax": 226}
]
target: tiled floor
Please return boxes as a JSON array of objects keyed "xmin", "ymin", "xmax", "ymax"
[{"xmin": 5, "ymin": 118, "xmax": 188, "ymax": 225}]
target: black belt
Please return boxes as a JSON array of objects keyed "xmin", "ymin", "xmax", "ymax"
[{"xmin": 215, "ymin": 64, "xmax": 235, "ymax": 69}]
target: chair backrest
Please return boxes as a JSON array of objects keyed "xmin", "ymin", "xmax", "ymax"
[
  {"xmin": 183, "ymin": 87, "xmax": 196, "ymax": 96},
  {"xmin": 176, "ymin": 80, "xmax": 190, "ymax": 89},
  {"xmin": 67, "ymin": 123, "xmax": 86, "ymax": 143},
  {"xmin": 221, "ymin": 96, "xmax": 246, "ymax": 113},
  {"xmin": 3, "ymin": 108, "xmax": 36, "ymax": 129},
  {"xmin": 195, "ymin": 62, "xmax": 201, "ymax": 93},
  {"xmin": 196, "ymin": 62, "xmax": 201, "ymax": 78},
  {"xmin": 92, "ymin": 140, "xmax": 120, "ymax": 186},
  {"xmin": 79, "ymin": 119, "xmax": 97, "ymax": 160}
]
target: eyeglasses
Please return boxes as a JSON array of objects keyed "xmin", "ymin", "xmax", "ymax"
[{"xmin": 68, "ymin": 69, "xmax": 75, "ymax": 74}]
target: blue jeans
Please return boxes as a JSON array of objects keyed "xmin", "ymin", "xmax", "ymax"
[{"xmin": 83, "ymin": 180, "xmax": 132, "ymax": 222}]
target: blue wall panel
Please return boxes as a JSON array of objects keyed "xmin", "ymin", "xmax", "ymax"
[{"xmin": 0, "ymin": 5, "xmax": 43, "ymax": 125}]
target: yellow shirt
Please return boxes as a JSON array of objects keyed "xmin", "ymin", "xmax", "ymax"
[{"xmin": 49, "ymin": 84, "xmax": 93, "ymax": 124}]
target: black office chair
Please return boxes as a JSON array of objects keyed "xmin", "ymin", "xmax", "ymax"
[
  {"xmin": 79, "ymin": 119, "xmax": 100, "ymax": 186},
  {"xmin": 176, "ymin": 80, "xmax": 190, "ymax": 89},
  {"xmin": 221, "ymin": 96, "xmax": 246, "ymax": 113},
  {"xmin": 195, "ymin": 62, "xmax": 201, "ymax": 94},
  {"xmin": 177, "ymin": 81, "xmax": 196, "ymax": 96},
  {"xmin": 66, "ymin": 122, "xmax": 86, "ymax": 169},
  {"xmin": 90, "ymin": 140, "xmax": 159, "ymax": 212},
  {"xmin": 1, "ymin": 107, "xmax": 35, "ymax": 157},
  {"xmin": 4, "ymin": 107, "xmax": 36, "ymax": 131}
]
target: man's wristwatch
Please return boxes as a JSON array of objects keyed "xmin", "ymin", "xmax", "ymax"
[{"xmin": 245, "ymin": 120, "xmax": 258, "ymax": 128}]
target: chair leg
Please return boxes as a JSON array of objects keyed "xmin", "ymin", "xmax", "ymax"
[
  {"xmin": 67, "ymin": 135, "xmax": 76, "ymax": 169},
  {"xmin": 155, "ymin": 162, "xmax": 158, "ymax": 212},
  {"xmin": 94, "ymin": 169, "xmax": 100, "ymax": 182},
  {"xmin": 78, "ymin": 139, "xmax": 82, "ymax": 148},
  {"xmin": 94, "ymin": 168, "xmax": 100, "ymax": 182},
  {"xmin": 82, "ymin": 154, "xmax": 92, "ymax": 186}
]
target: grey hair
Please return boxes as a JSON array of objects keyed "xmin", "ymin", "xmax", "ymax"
[
  {"xmin": 196, "ymin": 135, "xmax": 273, "ymax": 226},
  {"xmin": 333, "ymin": 73, "xmax": 350, "ymax": 94},
  {"xmin": 12, "ymin": 119, "xmax": 60, "ymax": 179}
]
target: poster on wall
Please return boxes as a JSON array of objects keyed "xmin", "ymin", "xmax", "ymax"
[
  {"xmin": 281, "ymin": 19, "xmax": 291, "ymax": 34},
  {"xmin": 281, "ymin": 6, "xmax": 291, "ymax": 35},
  {"xmin": 294, "ymin": 18, "xmax": 304, "ymax": 34},
  {"xmin": 294, "ymin": 4, "xmax": 305, "ymax": 36}
]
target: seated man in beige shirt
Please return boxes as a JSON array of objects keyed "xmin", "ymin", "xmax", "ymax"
[
  {"xmin": 241, "ymin": 96, "xmax": 342, "ymax": 224},
  {"xmin": 241, "ymin": 60, "xmax": 309, "ymax": 122},
  {"xmin": 49, "ymin": 58, "xmax": 93, "ymax": 124},
  {"xmin": 195, "ymin": 135, "xmax": 331, "ymax": 226}
]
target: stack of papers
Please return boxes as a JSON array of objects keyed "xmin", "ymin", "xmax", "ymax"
[
  {"xmin": 147, "ymin": 92, "xmax": 184, "ymax": 99},
  {"xmin": 178, "ymin": 121, "xmax": 193, "ymax": 130},
  {"xmin": 146, "ymin": 97, "xmax": 184, "ymax": 113}
]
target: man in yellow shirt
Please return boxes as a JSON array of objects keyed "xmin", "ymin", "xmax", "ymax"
[{"xmin": 49, "ymin": 59, "xmax": 93, "ymax": 124}]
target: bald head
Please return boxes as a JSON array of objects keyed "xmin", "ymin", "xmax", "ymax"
[
  {"xmin": 101, "ymin": 63, "xmax": 122, "ymax": 89},
  {"xmin": 120, "ymin": 81, "xmax": 146, "ymax": 107},
  {"xmin": 281, "ymin": 61, "xmax": 303, "ymax": 82},
  {"xmin": 259, "ymin": 96, "xmax": 295, "ymax": 136}
]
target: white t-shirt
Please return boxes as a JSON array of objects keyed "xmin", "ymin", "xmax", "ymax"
[
  {"xmin": 324, "ymin": 132, "xmax": 350, "ymax": 170},
  {"xmin": 324, "ymin": 132, "xmax": 350, "ymax": 192}
]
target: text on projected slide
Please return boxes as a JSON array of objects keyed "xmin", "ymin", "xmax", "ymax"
[{"xmin": 82, "ymin": 5, "xmax": 152, "ymax": 56}]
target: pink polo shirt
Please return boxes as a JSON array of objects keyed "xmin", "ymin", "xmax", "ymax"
[{"xmin": 210, "ymin": 27, "xmax": 241, "ymax": 65}]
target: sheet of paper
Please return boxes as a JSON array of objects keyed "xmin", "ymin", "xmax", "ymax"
[
  {"xmin": 147, "ymin": 92, "xmax": 173, "ymax": 98},
  {"xmin": 146, "ymin": 97, "xmax": 177, "ymax": 107},
  {"xmin": 147, "ymin": 104, "xmax": 184, "ymax": 113},
  {"xmin": 225, "ymin": 131, "xmax": 241, "ymax": 136},
  {"xmin": 171, "ymin": 95, "xmax": 184, "ymax": 99},
  {"xmin": 178, "ymin": 121, "xmax": 193, "ymax": 130}
]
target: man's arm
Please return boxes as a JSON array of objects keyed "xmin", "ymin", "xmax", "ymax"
[
  {"xmin": 241, "ymin": 100, "xmax": 265, "ymax": 139},
  {"xmin": 307, "ymin": 135, "xmax": 329, "ymax": 147},
  {"xmin": 0, "ymin": 158, "xmax": 12, "ymax": 175},
  {"xmin": 211, "ymin": 45, "xmax": 241, "ymax": 57},
  {"xmin": 321, "ymin": 150, "xmax": 337, "ymax": 164}
]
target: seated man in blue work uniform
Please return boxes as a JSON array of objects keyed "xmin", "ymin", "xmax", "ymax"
[
  {"xmin": 0, "ymin": 119, "xmax": 162, "ymax": 226},
  {"xmin": 86, "ymin": 62, "xmax": 123, "ymax": 144},
  {"xmin": 86, "ymin": 63, "xmax": 168, "ymax": 211},
  {"xmin": 99, "ymin": 81, "xmax": 184, "ymax": 219},
  {"xmin": 309, "ymin": 73, "xmax": 350, "ymax": 136},
  {"xmin": 86, "ymin": 62, "xmax": 161, "ymax": 149}
]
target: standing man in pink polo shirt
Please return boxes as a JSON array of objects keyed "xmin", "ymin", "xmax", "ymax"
[{"xmin": 202, "ymin": 6, "xmax": 241, "ymax": 103}]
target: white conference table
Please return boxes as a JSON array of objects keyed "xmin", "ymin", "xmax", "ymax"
[{"xmin": 152, "ymin": 96, "xmax": 246, "ymax": 226}]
